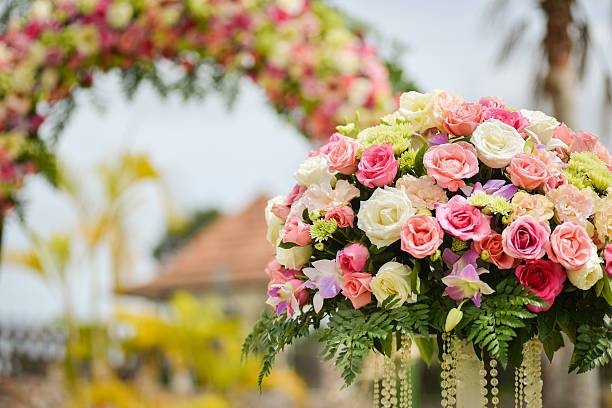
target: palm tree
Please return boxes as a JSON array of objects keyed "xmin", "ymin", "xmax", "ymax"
[
  {"xmin": 4, "ymin": 229, "xmax": 79, "ymax": 381},
  {"xmin": 7, "ymin": 152, "xmax": 167, "ymax": 380},
  {"xmin": 494, "ymin": 0, "xmax": 611, "ymax": 135}
]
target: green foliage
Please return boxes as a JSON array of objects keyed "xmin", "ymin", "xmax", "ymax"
[
  {"xmin": 462, "ymin": 279, "xmax": 544, "ymax": 366},
  {"xmin": 569, "ymin": 318, "xmax": 612, "ymax": 374},
  {"xmin": 319, "ymin": 304, "xmax": 393, "ymax": 387},
  {"xmin": 319, "ymin": 299, "xmax": 430, "ymax": 387},
  {"xmin": 242, "ymin": 310, "xmax": 317, "ymax": 389}
]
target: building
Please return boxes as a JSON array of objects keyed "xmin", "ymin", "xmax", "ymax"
[{"xmin": 124, "ymin": 196, "xmax": 273, "ymax": 320}]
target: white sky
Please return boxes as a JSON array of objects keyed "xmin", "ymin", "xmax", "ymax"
[{"xmin": 0, "ymin": 0, "xmax": 610, "ymax": 322}]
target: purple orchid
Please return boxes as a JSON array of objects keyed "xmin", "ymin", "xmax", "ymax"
[
  {"xmin": 303, "ymin": 259, "xmax": 344, "ymax": 313},
  {"xmin": 428, "ymin": 133, "xmax": 449, "ymax": 146},
  {"xmin": 461, "ymin": 179, "xmax": 517, "ymax": 200},
  {"xmin": 441, "ymin": 249, "xmax": 494, "ymax": 307},
  {"xmin": 266, "ymin": 279, "xmax": 307, "ymax": 317}
]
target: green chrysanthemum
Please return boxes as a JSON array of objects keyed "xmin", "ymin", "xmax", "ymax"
[
  {"xmin": 310, "ymin": 219, "xmax": 338, "ymax": 242},
  {"xmin": 451, "ymin": 238, "xmax": 469, "ymax": 252},
  {"xmin": 564, "ymin": 152, "xmax": 612, "ymax": 194},
  {"xmin": 488, "ymin": 196, "xmax": 513, "ymax": 216},
  {"xmin": 467, "ymin": 191, "xmax": 512, "ymax": 217},
  {"xmin": 467, "ymin": 191, "xmax": 490, "ymax": 208},
  {"xmin": 398, "ymin": 149, "xmax": 418, "ymax": 175},
  {"xmin": 357, "ymin": 122, "xmax": 415, "ymax": 155}
]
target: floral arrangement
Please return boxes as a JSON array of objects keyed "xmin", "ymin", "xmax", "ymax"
[
  {"xmin": 0, "ymin": 0, "xmax": 410, "ymax": 215},
  {"xmin": 244, "ymin": 90, "xmax": 612, "ymax": 407}
]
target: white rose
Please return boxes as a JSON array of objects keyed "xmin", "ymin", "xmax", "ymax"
[
  {"xmin": 397, "ymin": 91, "xmax": 436, "ymax": 132},
  {"xmin": 348, "ymin": 77, "xmax": 373, "ymax": 107},
  {"xmin": 30, "ymin": 0, "xmax": 52, "ymax": 20},
  {"xmin": 107, "ymin": 1, "xmax": 134, "ymax": 30},
  {"xmin": 276, "ymin": 0, "xmax": 306, "ymax": 16},
  {"xmin": 567, "ymin": 252, "xmax": 603, "ymax": 290},
  {"xmin": 276, "ymin": 245, "xmax": 312, "ymax": 270},
  {"xmin": 265, "ymin": 196, "xmax": 285, "ymax": 245},
  {"xmin": 519, "ymin": 109, "xmax": 565, "ymax": 149},
  {"xmin": 357, "ymin": 187, "xmax": 415, "ymax": 248},
  {"xmin": 471, "ymin": 119, "xmax": 525, "ymax": 168},
  {"xmin": 269, "ymin": 41, "xmax": 292, "ymax": 68},
  {"xmin": 294, "ymin": 155, "xmax": 335, "ymax": 187},
  {"xmin": 371, "ymin": 261, "xmax": 417, "ymax": 308}
]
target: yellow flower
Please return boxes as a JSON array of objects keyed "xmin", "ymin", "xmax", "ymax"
[{"xmin": 594, "ymin": 193, "xmax": 612, "ymax": 242}]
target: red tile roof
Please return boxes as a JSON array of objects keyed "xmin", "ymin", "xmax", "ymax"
[{"xmin": 123, "ymin": 196, "xmax": 273, "ymax": 299}]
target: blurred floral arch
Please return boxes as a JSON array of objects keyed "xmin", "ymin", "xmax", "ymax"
[{"xmin": 0, "ymin": 0, "xmax": 414, "ymax": 217}]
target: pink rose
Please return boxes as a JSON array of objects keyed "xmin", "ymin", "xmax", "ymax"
[
  {"xmin": 265, "ymin": 258, "xmax": 299, "ymax": 286},
  {"xmin": 502, "ymin": 216, "xmax": 551, "ymax": 260},
  {"xmin": 506, "ymin": 154, "xmax": 549, "ymax": 191},
  {"xmin": 336, "ymin": 243, "xmax": 369, "ymax": 274},
  {"xmin": 342, "ymin": 272, "xmax": 373, "ymax": 309},
  {"xmin": 552, "ymin": 124, "xmax": 577, "ymax": 147},
  {"xmin": 320, "ymin": 133, "xmax": 359, "ymax": 175},
  {"xmin": 400, "ymin": 215, "xmax": 444, "ymax": 259},
  {"xmin": 443, "ymin": 103, "xmax": 485, "ymax": 136},
  {"xmin": 479, "ymin": 96, "xmax": 506, "ymax": 109},
  {"xmin": 483, "ymin": 108, "xmax": 528, "ymax": 132},
  {"xmin": 515, "ymin": 259, "xmax": 566, "ymax": 312},
  {"xmin": 547, "ymin": 221, "xmax": 594, "ymax": 270},
  {"xmin": 324, "ymin": 206, "xmax": 355, "ymax": 228},
  {"xmin": 543, "ymin": 170, "xmax": 567, "ymax": 193},
  {"xmin": 285, "ymin": 184, "xmax": 307, "ymax": 206},
  {"xmin": 436, "ymin": 195, "xmax": 491, "ymax": 241},
  {"xmin": 282, "ymin": 216, "xmax": 312, "ymax": 246},
  {"xmin": 473, "ymin": 233, "xmax": 517, "ymax": 269},
  {"xmin": 271, "ymin": 203, "xmax": 290, "ymax": 221},
  {"xmin": 356, "ymin": 144, "xmax": 398, "ymax": 188},
  {"xmin": 423, "ymin": 142, "xmax": 479, "ymax": 192},
  {"xmin": 604, "ymin": 244, "xmax": 612, "ymax": 277},
  {"xmin": 572, "ymin": 131, "xmax": 600, "ymax": 153}
]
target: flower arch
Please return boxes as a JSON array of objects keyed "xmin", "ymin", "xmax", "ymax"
[{"xmin": 0, "ymin": 0, "xmax": 413, "ymax": 215}]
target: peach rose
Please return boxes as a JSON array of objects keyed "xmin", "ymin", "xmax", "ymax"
[
  {"xmin": 506, "ymin": 154, "xmax": 549, "ymax": 191},
  {"xmin": 543, "ymin": 171, "xmax": 567, "ymax": 194},
  {"xmin": 443, "ymin": 103, "xmax": 485, "ymax": 136},
  {"xmin": 400, "ymin": 215, "xmax": 444, "ymax": 259},
  {"xmin": 282, "ymin": 216, "xmax": 312, "ymax": 246},
  {"xmin": 324, "ymin": 206, "xmax": 355, "ymax": 228},
  {"xmin": 431, "ymin": 90, "xmax": 463, "ymax": 126},
  {"xmin": 547, "ymin": 221, "xmax": 595, "ymax": 270},
  {"xmin": 320, "ymin": 133, "xmax": 359, "ymax": 175},
  {"xmin": 423, "ymin": 142, "xmax": 479, "ymax": 192},
  {"xmin": 342, "ymin": 272, "xmax": 373, "ymax": 309},
  {"xmin": 336, "ymin": 243, "xmax": 370, "ymax": 275},
  {"xmin": 473, "ymin": 233, "xmax": 517, "ymax": 269}
]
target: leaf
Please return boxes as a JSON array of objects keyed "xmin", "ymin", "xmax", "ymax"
[
  {"xmin": 414, "ymin": 336, "xmax": 435, "ymax": 366},
  {"xmin": 542, "ymin": 331, "xmax": 564, "ymax": 362},
  {"xmin": 568, "ymin": 321, "xmax": 612, "ymax": 374},
  {"xmin": 537, "ymin": 310, "xmax": 556, "ymax": 341}
]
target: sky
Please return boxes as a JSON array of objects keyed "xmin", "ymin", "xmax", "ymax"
[{"xmin": 0, "ymin": 0, "xmax": 611, "ymax": 322}]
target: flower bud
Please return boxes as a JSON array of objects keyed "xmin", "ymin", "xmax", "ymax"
[{"xmin": 445, "ymin": 308, "xmax": 464, "ymax": 332}]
